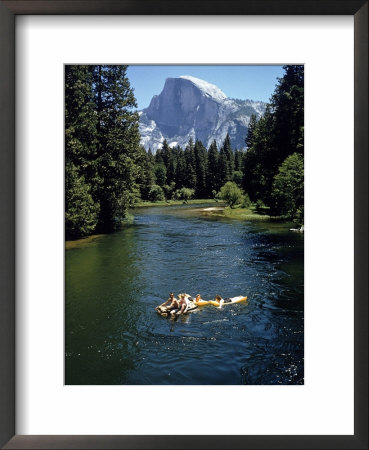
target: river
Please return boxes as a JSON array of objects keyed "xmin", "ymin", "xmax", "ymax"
[{"xmin": 65, "ymin": 204, "xmax": 304, "ymax": 385}]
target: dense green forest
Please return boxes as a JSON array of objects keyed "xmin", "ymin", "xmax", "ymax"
[{"xmin": 65, "ymin": 65, "xmax": 304, "ymax": 239}]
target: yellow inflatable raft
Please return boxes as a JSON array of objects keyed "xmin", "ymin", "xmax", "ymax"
[
  {"xmin": 194, "ymin": 299, "xmax": 212, "ymax": 306},
  {"xmin": 208, "ymin": 295, "xmax": 247, "ymax": 307},
  {"xmin": 156, "ymin": 295, "xmax": 247, "ymax": 315}
]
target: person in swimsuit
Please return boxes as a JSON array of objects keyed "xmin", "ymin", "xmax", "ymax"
[
  {"xmin": 214, "ymin": 294, "xmax": 224, "ymax": 308},
  {"xmin": 189, "ymin": 294, "xmax": 202, "ymax": 303},
  {"xmin": 171, "ymin": 294, "xmax": 190, "ymax": 316},
  {"xmin": 214, "ymin": 294, "xmax": 232, "ymax": 308},
  {"xmin": 156, "ymin": 292, "xmax": 178, "ymax": 313}
]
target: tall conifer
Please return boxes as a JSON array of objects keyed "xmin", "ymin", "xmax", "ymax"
[
  {"xmin": 207, "ymin": 140, "xmax": 220, "ymax": 195},
  {"xmin": 65, "ymin": 65, "xmax": 99, "ymax": 238},
  {"xmin": 92, "ymin": 65, "xmax": 141, "ymax": 232},
  {"xmin": 194, "ymin": 140, "xmax": 208, "ymax": 198},
  {"xmin": 184, "ymin": 138, "xmax": 197, "ymax": 190}
]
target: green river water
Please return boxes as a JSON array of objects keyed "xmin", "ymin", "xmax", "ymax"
[{"xmin": 65, "ymin": 204, "xmax": 304, "ymax": 384}]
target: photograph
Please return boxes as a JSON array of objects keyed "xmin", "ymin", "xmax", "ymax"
[{"xmin": 65, "ymin": 64, "xmax": 304, "ymax": 385}]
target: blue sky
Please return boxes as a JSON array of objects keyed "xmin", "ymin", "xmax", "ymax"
[{"xmin": 127, "ymin": 65, "xmax": 285, "ymax": 110}]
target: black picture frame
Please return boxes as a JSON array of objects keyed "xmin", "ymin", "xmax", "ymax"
[{"xmin": 0, "ymin": 1, "xmax": 367, "ymax": 449}]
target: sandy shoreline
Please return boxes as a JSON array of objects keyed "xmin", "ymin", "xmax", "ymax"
[{"xmin": 201, "ymin": 207, "xmax": 225, "ymax": 212}]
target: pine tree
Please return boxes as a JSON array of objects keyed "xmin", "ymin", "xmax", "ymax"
[
  {"xmin": 219, "ymin": 134, "xmax": 234, "ymax": 182},
  {"xmin": 207, "ymin": 140, "xmax": 220, "ymax": 195},
  {"xmin": 155, "ymin": 148, "xmax": 164, "ymax": 165},
  {"xmin": 65, "ymin": 65, "xmax": 99, "ymax": 238},
  {"xmin": 184, "ymin": 138, "xmax": 197, "ymax": 190},
  {"xmin": 234, "ymin": 149, "xmax": 244, "ymax": 171},
  {"xmin": 161, "ymin": 139, "xmax": 171, "ymax": 168},
  {"xmin": 163, "ymin": 141, "xmax": 177, "ymax": 185},
  {"xmin": 242, "ymin": 65, "xmax": 304, "ymax": 209},
  {"xmin": 175, "ymin": 147, "xmax": 187, "ymax": 189},
  {"xmin": 65, "ymin": 162, "xmax": 99, "ymax": 239},
  {"xmin": 147, "ymin": 148, "xmax": 155, "ymax": 164},
  {"xmin": 138, "ymin": 146, "xmax": 155, "ymax": 200},
  {"xmin": 271, "ymin": 153, "xmax": 304, "ymax": 222},
  {"xmin": 270, "ymin": 65, "xmax": 304, "ymax": 166},
  {"xmin": 243, "ymin": 107, "xmax": 274, "ymax": 202},
  {"xmin": 92, "ymin": 65, "xmax": 141, "ymax": 232},
  {"xmin": 65, "ymin": 65, "xmax": 97, "ymax": 169},
  {"xmin": 194, "ymin": 139, "xmax": 208, "ymax": 198},
  {"xmin": 154, "ymin": 163, "xmax": 167, "ymax": 187},
  {"xmin": 224, "ymin": 133, "xmax": 235, "ymax": 176},
  {"xmin": 245, "ymin": 114, "xmax": 257, "ymax": 149}
]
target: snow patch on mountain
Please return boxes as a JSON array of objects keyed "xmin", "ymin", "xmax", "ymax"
[
  {"xmin": 139, "ymin": 76, "xmax": 266, "ymax": 153},
  {"xmin": 179, "ymin": 75, "xmax": 227, "ymax": 102}
]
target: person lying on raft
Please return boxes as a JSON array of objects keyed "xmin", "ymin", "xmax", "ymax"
[
  {"xmin": 156, "ymin": 292, "xmax": 178, "ymax": 313},
  {"xmin": 214, "ymin": 294, "xmax": 232, "ymax": 308},
  {"xmin": 170, "ymin": 294, "xmax": 190, "ymax": 316},
  {"xmin": 189, "ymin": 294, "xmax": 202, "ymax": 303}
]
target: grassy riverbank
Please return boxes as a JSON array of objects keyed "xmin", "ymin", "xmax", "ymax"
[
  {"xmin": 134, "ymin": 199, "xmax": 219, "ymax": 208},
  {"xmin": 134, "ymin": 198, "xmax": 278, "ymax": 222},
  {"xmin": 66, "ymin": 234, "xmax": 105, "ymax": 250},
  {"xmin": 134, "ymin": 198, "xmax": 275, "ymax": 221},
  {"xmin": 201, "ymin": 204, "xmax": 273, "ymax": 221}
]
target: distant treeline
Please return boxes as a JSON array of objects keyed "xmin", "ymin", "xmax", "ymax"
[{"xmin": 65, "ymin": 65, "xmax": 304, "ymax": 240}]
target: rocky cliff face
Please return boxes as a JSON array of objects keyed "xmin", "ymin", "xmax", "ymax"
[{"xmin": 139, "ymin": 76, "xmax": 266, "ymax": 152}]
